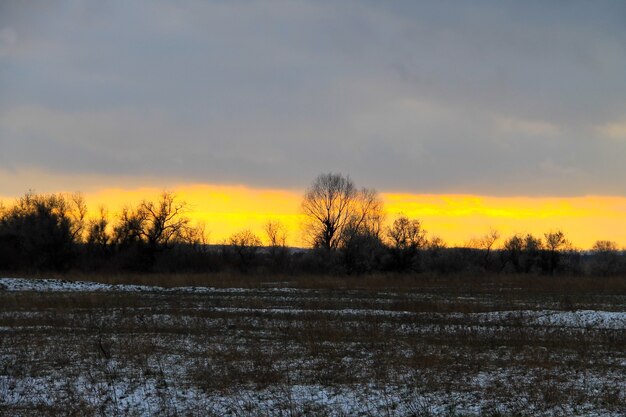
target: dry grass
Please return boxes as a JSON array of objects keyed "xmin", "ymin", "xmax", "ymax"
[
  {"xmin": 11, "ymin": 270, "xmax": 626, "ymax": 294},
  {"xmin": 1, "ymin": 274, "xmax": 625, "ymax": 416}
]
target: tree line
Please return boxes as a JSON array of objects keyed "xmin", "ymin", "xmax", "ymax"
[{"xmin": 0, "ymin": 173, "xmax": 624, "ymax": 276}]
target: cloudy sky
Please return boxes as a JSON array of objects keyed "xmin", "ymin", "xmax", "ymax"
[
  {"xmin": 2, "ymin": 0, "xmax": 626, "ymax": 196},
  {"xmin": 3, "ymin": 0, "xmax": 626, "ymax": 247}
]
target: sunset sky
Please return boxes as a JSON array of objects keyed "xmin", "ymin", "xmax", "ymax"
[{"xmin": 2, "ymin": 1, "xmax": 626, "ymax": 248}]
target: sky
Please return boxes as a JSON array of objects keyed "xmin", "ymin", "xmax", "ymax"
[{"xmin": 2, "ymin": 1, "xmax": 626, "ymax": 247}]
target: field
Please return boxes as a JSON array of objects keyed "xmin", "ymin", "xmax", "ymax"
[{"xmin": 1, "ymin": 274, "xmax": 625, "ymax": 416}]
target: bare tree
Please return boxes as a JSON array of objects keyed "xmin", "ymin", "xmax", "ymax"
[
  {"xmin": 301, "ymin": 173, "xmax": 358, "ymax": 251},
  {"xmin": 87, "ymin": 206, "xmax": 110, "ymax": 250},
  {"xmin": 544, "ymin": 230, "xmax": 567, "ymax": 251},
  {"xmin": 140, "ymin": 191, "xmax": 190, "ymax": 249},
  {"xmin": 521, "ymin": 233, "xmax": 543, "ymax": 273},
  {"xmin": 229, "ymin": 229, "xmax": 262, "ymax": 249},
  {"xmin": 386, "ymin": 215, "xmax": 427, "ymax": 271},
  {"xmin": 470, "ymin": 229, "xmax": 500, "ymax": 252},
  {"xmin": 228, "ymin": 229, "xmax": 262, "ymax": 271},
  {"xmin": 502, "ymin": 233, "xmax": 547, "ymax": 273},
  {"xmin": 544, "ymin": 230, "xmax": 568, "ymax": 275},
  {"xmin": 264, "ymin": 219, "xmax": 289, "ymax": 272},
  {"xmin": 467, "ymin": 229, "xmax": 500, "ymax": 270},
  {"xmin": 110, "ymin": 192, "xmax": 190, "ymax": 269},
  {"xmin": 302, "ymin": 173, "xmax": 384, "ymax": 254},
  {"xmin": 0, "ymin": 191, "xmax": 81, "ymax": 270},
  {"xmin": 265, "ymin": 219, "xmax": 288, "ymax": 249},
  {"xmin": 387, "ymin": 216, "xmax": 427, "ymax": 252},
  {"xmin": 427, "ymin": 236, "xmax": 446, "ymax": 251},
  {"xmin": 502, "ymin": 234, "xmax": 524, "ymax": 272},
  {"xmin": 341, "ymin": 188, "xmax": 385, "ymax": 242},
  {"xmin": 590, "ymin": 240, "xmax": 620, "ymax": 276},
  {"xmin": 112, "ymin": 206, "xmax": 147, "ymax": 248},
  {"xmin": 68, "ymin": 193, "xmax": 88, "ymax": 243},
  {"xmin": 342, "ymin": 187, "xmax": 384, "ymax": 234},
  {"xmin": 340, "ymin": 190, "xmax": 385, "ymax": 273},
  {"xmin": 592, "ymin": 240, "xmax": 618, "ymax": 252},
  {"xmin": 423, "ymin": 235, "xmax": 447, "ymax": 272},
  {"xmin": 182, "ymin": 221, "xmax": 210, "ymax": 252}
]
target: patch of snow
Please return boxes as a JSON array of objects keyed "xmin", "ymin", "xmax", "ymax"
[
  {"xmin": 0, "ymin": 277, "xmax": 304, "ymax": 295},
  {"xmin": 471, "ymin": 309, "xmax": 626, "ymax": 330},
  {"xmin": 209, "ymin": 306, "xmax": 416, "ymax": 317},
  {"xmin": 0, "ymin": 277, "xmax": 154, "ymax": 293},
  {"xmin": 531, "ymin": 309, "xmax": 626, "ymax": 329}
]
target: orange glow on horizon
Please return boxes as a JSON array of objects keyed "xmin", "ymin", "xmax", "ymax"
[
  {"xmin": 382, "ymin": 193, "xmax": 626, "ymax": 249},
  {"xmin": 77, "ymin": 185, "xmax": 307, "ymax": 246},
  {"xmin": 2, "ymin": 184, "xmax": 626, "ymax": 249}
]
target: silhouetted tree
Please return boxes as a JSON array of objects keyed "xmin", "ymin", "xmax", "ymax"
[
  {"xmin": 502, "ymin": 234, "xmax": 524, "ymax": 272},
  {"xmin": 427, "ymin": 236, "xmax": 446, "ymax": 252},
  {"xmin": 340, "ymin": 189, "xmax": 385, "ymax": 273},
  {"xmin": 502, "ymin": 233, "xmax": 549, "ymax": 273},
  {"xmin": 589, "ymin": 240, "xmax": 621, "ymax": 276},
  {"xmin": 140, "ymin": 192, "xmax": 190, "ymax": 248},
  {"xmin": 592, "ymin": 239, "xmax": 619, "ymax": 252},
  {"xmin": 0, "ymin": 192, "xmax": 84, "ymax": 271},
  {"xmin": 544, "ymin": 230, "xmax": 568, "ymax": 275},
  {"xmin": 228, "ymin": 229, "xmax": 262, "ymax": 272},
  {"xmin": 467, "ymin": 229, "xmax": 500, "ymax": 270},
  {"xmin": 180, "ymin": 221, "xmax": 209, "ymax": 250},
  {"xmin": 264, "ymin": 219, "xmax": 289, "ymax": 272},
  {"xmin": 301, "ymin": 173, "xmax": 386, "ymax": 273},
  {"xmin": 342, "ymin": 188, "xmax": 385, "ymax": 240},
  {"xmin": 265, "ymin": 219, "xmax": 287, "ymax": 249},
  {"xmin": 423, "ymin": 235, "xmax": 447, "ymax": 273},
  {"xmin": 156, "ymin": 222, "xmax": 212, "ymax": 272},
  {"xmin": 520, "ymin": 234, "xmax": 543, "ymax": 273},
  {"xmin": 68, "ymin": 193, "xmax": 88, "ymax": 243},
  {"xmin": 112, "ymin": 206, "xmax": 147, "ymax": 248},
  {"xmin": 86, "ymin": 207, "xmax": 110, "ymax": 253},
  {"xmin": 110, "ymin": 192, "xmax": 191, "ymax": 270},
  {"xmin": 341, "ymin": 225, "xmax": 385, "ymax": 274},
  {"xmin": 386, "ymin": 215, "xmax": 427, "ymax": 271},
  {"xmin": 301, "ymin": 173, "xmax": 358, "ymax": 251}
]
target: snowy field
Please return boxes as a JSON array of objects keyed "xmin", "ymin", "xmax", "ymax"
[{"xmin": 1, "ymin": 276, "xmax": 625, "ymax": 416}]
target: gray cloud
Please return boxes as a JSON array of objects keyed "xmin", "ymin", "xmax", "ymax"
[{"xmin": 1, "ymin": 0, "xmax": 626, "ymax": 196}]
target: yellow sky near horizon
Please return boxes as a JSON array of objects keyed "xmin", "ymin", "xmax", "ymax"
[{"xmin": 2, "ymin": 183, "xmax": 626, "ymax": 249}]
